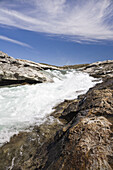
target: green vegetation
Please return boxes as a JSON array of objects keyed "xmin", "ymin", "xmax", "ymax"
[
  {"xmin": 40, "ymin": 63, "xmax": 89, "ymax": 69},
  {"xmin": 60, "ymin": 63, "xmax": 89, "ymax": 69}
]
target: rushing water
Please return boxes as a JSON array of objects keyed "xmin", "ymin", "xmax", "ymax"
[{"xmin": 0, "ymin": 69, "xmax": 98, "ymax": 146}]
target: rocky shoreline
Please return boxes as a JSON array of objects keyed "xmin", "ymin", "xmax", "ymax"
[
  {"xmin": 0, "ymin": 52, "xmax": 113, "ymax": 170},
  {"xmin": 0, "ymin": 51, "xmax": 62, "ymax": 86}
]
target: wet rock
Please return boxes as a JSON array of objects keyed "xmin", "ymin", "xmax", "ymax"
[
  {"xmin": 51, "ymin": 99, "xmax": 81, "ymax": 123},
  {"xmin": 0, "ymin": 119, "xmax": 63, "ymax": 170}
]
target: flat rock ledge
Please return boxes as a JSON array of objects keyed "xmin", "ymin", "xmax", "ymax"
[{"xmin": 0, "ymin": 51, "xmax": 61, "ymax": 86}]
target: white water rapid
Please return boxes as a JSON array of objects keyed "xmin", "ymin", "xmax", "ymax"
[{"xmin": 0, "ymin": 69, "xmax": 98, "ymax": 146}]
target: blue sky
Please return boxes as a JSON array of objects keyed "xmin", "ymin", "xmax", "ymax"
[{"xmin": 0, "ymin": 0, "xmax": 113, "ymax": 66}]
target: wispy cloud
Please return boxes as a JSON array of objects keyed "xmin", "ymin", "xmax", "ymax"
[
  {"xmin": 0, "ymin": 0, "xmax": 113, "ymax": 43},
  {"xmin": 0, "ymin": 35, "xmax": 31, "ymax": 47}
]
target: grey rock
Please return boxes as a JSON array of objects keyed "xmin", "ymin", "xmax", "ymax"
[
  {"xmin": 80, "ymin": 60, "xmax": 113, "ymax": 79},
  {"xmin": 0, "ymin": 51, "xmax": 61, "ymax": 86}
]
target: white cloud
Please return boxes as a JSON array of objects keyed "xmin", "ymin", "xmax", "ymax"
[
  {"xmin": 0, "ymin": 0, "xmax": 113, "ymax": 42},
  {"xmin": 0, "ymin": 35, "xmax": 31, "ymax": 47}
]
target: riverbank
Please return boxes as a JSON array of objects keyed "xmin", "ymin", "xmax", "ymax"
[
  {"xmin": 0, "ymin": 76, "xmax": 113, "ymax": 170},
  {"xmin": 0, "ymin": 51, "xmax": 113, "ymax": 169}
]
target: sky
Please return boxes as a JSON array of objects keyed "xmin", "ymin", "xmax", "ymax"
[{"xmin": 0, "ymin": 0, "xmax": 113, "ymax": 66}]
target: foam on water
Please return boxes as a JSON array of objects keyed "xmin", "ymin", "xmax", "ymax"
[{"xmin": 0, "ymin": 69, "xmax": 99, "ymax": 145}]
